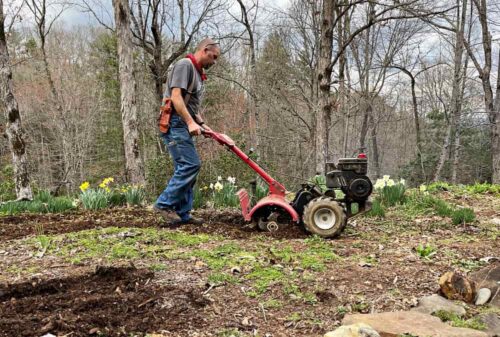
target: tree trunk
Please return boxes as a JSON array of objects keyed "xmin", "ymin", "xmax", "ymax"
[
  {"xmin": 492, "ymin": 52, "xmax": 500, "ymax": 183},
  {"xmin": 316, "ymin": 0, "xmax": 336, "ymax": 174},
  {"xmin": 369, "ymin": 115, "xmax": 380, "ymax": 178},
  {"xmin": 113, "ymin": 0, "xmax": 145, "ymax": 184},
  {"xmin": 0, "ymin": 0, "xmax": 33, "ymax": 200},
  {"xmin": 434, "ymin": 0, "xmax": 467, "ymax": 182}
]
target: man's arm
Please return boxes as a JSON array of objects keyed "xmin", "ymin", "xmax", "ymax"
[{"xmin": 171, "ymin": 87, "xmax": 202, "ymax": 136}]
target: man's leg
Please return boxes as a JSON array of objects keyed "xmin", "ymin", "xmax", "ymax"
[{"xmin": 155, "ymin": 128, "xmax": 200, "ymax": 218}]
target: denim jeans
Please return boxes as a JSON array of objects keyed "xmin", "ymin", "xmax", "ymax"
[{"xmin": 155, "ymin": 114, "xmax": 201, "ymax": 221}]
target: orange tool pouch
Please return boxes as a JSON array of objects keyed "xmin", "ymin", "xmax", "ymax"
[{"xmin": 158, "ymin": 97, "xmax": 173, "ymax": 134}]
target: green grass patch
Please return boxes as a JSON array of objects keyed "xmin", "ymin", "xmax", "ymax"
[
  {"xmin": 433, "ymin": 310, "xmax": 486, "ymax": 330},
  {"xmin": 207, "ymin": 272, "xmax": 239, "ymax": 286},
  {"xmin": 261, "ymin": 298, "xmax": 283, "ymax": 309},
  {"xmin": 452, "ymin": 208, "xmax": 476, "ymax": 225},
  {"xmin": 33, "ymin": 227, "xmax": 218, "ymax": 264},
  {"xmin": 366, "ymin": 198, "xmax": 385, "ymax": 217},
  {"xmin": 246, "ymin": 266, "xmax": 286, "ymax": 296}
]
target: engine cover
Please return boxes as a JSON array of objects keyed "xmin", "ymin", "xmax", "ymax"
[{"xmin": 325, "ymin": 157, "xmax": 372, "ymax": 202}]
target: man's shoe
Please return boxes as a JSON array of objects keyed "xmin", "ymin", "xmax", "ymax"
[
  {"xmin": 153, "ymin": 205, "xmax": 180, "ymax": 222},
  {"xmin": 172, "ymin": 216, "xmax": 204, "ymax": 226}
]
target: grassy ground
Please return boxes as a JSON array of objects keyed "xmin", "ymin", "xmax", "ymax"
[{"xmin": 0, "ymin": 190, "xmax": 498, "ymax": 336}]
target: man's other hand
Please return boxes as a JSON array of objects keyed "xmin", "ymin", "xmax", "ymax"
[{"xmin": 188, "ymin": 121, "xmax": 202, "ymax": 136}]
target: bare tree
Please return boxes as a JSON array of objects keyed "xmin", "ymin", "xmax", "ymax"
[
  {"xmin": 433, "ymin": 0, "xmax": 468, "ymax": 182},
  {"xmin": 463, "ymin": 0, "xmax": 500, "ymax": 183},
  {"xmin": 129, "ymin": 0, "xmax": 222, "ymax": 102},
  {"xmin": 113, "ymin": 0, "xmax": 145, "ymax": 184},
  {"xmin": 0, "ymin": 0, "xmax": 33, "ymax": 200},
  {"xmin": 233, "ymin": 0, "xmax": 261, "ymax": 159},
  {"xmin": 315, "ymin": 0, "xmax": 453, "ymax": 174}
]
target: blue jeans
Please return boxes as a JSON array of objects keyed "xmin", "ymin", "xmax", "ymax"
[{"xmin": 155, "ymin": 114, "xmax": 201, "ymax": 221}]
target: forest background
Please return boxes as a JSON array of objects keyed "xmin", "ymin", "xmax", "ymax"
[{"xmin": 1, "ymin": 0, "xmax": 499, "ymax": 202}]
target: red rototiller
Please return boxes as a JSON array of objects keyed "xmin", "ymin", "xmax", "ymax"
[{"xmin": 203, "ymin": 130, "xmax": 373, "ymax": 238}]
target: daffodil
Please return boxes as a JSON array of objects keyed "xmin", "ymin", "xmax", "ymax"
[
  {"xmin": 399, "ymin": 179, "xmax": 406, "ymax": 186},
  {"xmin": 227, "ymin": 176, "xmax": 236, "ymax": 184},
  {"xmin": 383, "ymin": 175, "xmax": 391, "ymax": 181},
  {"xmin": 386, "ymin": 179, "xmax": 395, "ymax": 187},
  {"xmin": 79, "ymin": 181, "xmax": 90, "ymax": 192},
  {"xmin": 214, "ymin": 182, "xmax": 223, "ymax": 192},
  {"xmin": 217, "ymin": 176, "xmax": 222, "ymax": 181},
  {"xmin": 420, "ymin": 184, "xmax": 427, "ymax": 192},
  {"xmin": 202, "ymin": 186, "xmax": 209, "ymax": 191},
  {"xmin": 210, "ymin": 183, "xmax": 214, "ymax": 190}
]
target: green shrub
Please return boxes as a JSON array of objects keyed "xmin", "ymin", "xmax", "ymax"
[
  {"xmin": 123, "ymin": 185, "xmax": 146, "ymax": 206},
  {"xmin": 366, "ymin": 199, "xmax": 385, "ymax": 217},
  {"xmin": 433, "ymin": 198, "xmax": 454, "ymax": 217},
  {"xmin": 463, "ymin": 183, "xmax": 500, "ymax": 195},
  {"xmin": 373, "ymin": 176, "xmax": 406, "ymax": 206},
  {"xmin": 0, "ymin": 165, "xmax": 16, "ymax": 202},
  {"xmin": 80, "ymin": 189, "xmax": 108, "ymax": 210},
  {"xmin": 452, "ymin": 208, "xmax": 475, "ymax": 225},
  {"xmin": 46, "ymin": 197, "xmax": 75, "ymax": 213},
  {"xmin": 34, "ymin": 190, "xmax": 52, "ymax": 203},
  {"xmin": 213, "ymin": 181, "xmax": 239, "ymax": 208},
  {"xmin": 427, "ymin": 181, "xmax": 453, "ymax": 192},
  {"xmin": 108, "ymin": 190, "xmax": 126, "ymax": 207},
  {"xmin": 0, "ymin": 196, "xmax": 74, "ymax": 215}
]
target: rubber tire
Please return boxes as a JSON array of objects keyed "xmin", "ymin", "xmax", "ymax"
[{"xmin": 303, "ymin": 197, "xmax": 347, "ymax": 238}]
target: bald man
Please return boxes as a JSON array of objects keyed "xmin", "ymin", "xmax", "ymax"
[{"xmin": 155, "ymin": 38, "xmax": 221, "ymax": 226}]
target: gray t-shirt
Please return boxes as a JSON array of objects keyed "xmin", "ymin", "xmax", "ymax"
[{"xmin": 164, "ymin": 58, "xmax": 204, "ymax": 118}]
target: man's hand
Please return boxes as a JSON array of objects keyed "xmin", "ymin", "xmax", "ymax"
[{"xmin": 187, "ymin": 121, "xmax": 202, "ymax": 136}]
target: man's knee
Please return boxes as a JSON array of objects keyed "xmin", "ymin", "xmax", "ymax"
[{"xmin": 185, "ymin": 160, "xmax": 201, "ymax": 174}]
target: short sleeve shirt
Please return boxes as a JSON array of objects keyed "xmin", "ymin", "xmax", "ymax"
[{"xmin": 164, "ymin": 58, "xmax": 204, "ymax": 118}]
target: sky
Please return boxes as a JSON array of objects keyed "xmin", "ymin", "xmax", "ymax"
[{"xmin": 7, "ymin": 0, "xmax": 292, "ymax": 29}]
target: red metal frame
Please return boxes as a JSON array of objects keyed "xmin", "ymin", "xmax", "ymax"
[{"xmin": 203, "ymin": 130, "xmax": 299, "ymax": 222}]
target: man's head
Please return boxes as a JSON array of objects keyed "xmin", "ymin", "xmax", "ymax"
[{"xmin": 194, "ymin": 38, "xmax": 220, "ymax": 69}]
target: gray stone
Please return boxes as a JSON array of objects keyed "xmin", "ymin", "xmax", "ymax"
[
  {"xmin": 324, "ymin": 323, "xmax": 381, "ymax": 337},
  {"xmin": 470, "ymin": 263, "xmax": 500, "ymax": 308},
  {"xmin": 479, "ymin": 313, "xmax": 500, "ymax": 337},
  {"xmin": 343, "ymin": 311, "xmax": 489, "ymax": 337},
  {"xmin": 412, "ymin": 294, "xmax": 466, "ymax": 316},
  {"xmin": 476, "ymin": 288, "xmax": 493, "ymax": 305}
]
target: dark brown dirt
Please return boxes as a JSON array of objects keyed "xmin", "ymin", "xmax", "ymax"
[
  {"xmin": 0, "ymin": 207, "xmax": 308, "ymax": 241},
  {"xmin": 0, "ymin": 266, "xmax": 209, "ymax": 337}
]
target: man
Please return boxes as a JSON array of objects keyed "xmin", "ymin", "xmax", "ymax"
[{"xmin": 154, "ymin": 38, "xmax": 220, "ymax": 226}]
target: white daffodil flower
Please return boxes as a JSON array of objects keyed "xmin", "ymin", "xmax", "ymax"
[{"xmin": 214, "ymin": 182, "xmax": 223, "ymax": 191}]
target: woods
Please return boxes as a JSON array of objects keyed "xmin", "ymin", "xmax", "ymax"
[{"xmin": 1, "ymin": 0, "xmax": 499, "ymax": 200}]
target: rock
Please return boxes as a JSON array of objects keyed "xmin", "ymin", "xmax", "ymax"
[
  {"xmin": 475, "ymin": 288, "xmax": 492, "ymax": 305},
  {"xmin": 470, "ymin": 263, "xmax": 500, "ymax": 308},
  {"xmin": 411, "ymin": 294, "xmax": 466, "ymax": 316},
  {"xmin": 439, "ymin": 271, "xmax": 477, "ymax": 303},
  {"xmin": 478, "ymin": 313, "xmax": 500, "ymax": 337},
  {"xmin": 342, "ymin": 311, "xmax": 489, "ymax": 337},
  {"xmin": 491, "ymin": 218, "xmax": 500, "ymax": 226},
  {"xmin": 324, "ymin": 323, "xmax": 380, "ymax": 337}
]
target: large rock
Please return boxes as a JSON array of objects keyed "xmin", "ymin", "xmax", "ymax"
[
  {"xmin": 439, "ymin": 271, "xmax": 477, "ymax": 303},
  {"xmin": 470, "ymin": 263, "xmax": 500, "ymax": 308},
  {"xmin": 411, "ymin": 294, "xmax": 466, "ymax": 316},
  {"xmin": 324, "ymin": 323, "xmax": 380, "ymax": 337},
  {"xmin": 342, "ymin": 311, "xmax": 488, "ymax": 337},
  {"xmin": 479, "ymin": 313, "xmax": 500, "ymax": 337}
]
